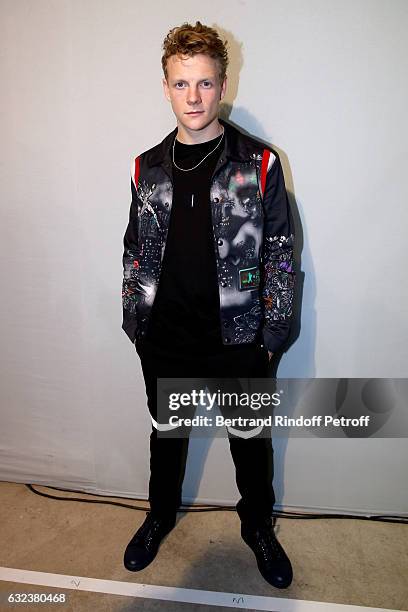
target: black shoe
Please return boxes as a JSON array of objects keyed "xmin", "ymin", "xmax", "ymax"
[
  {"xmin": 124, "ymin": 512, "xmax": 176, "ymax": 572},
  {"xmin": 241, "ymin": 518, "xmax": 293, "ymax": 589}
]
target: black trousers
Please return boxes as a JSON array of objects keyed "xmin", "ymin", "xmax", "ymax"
[{"xmin": 138, "ymin": 341, "xmax": 275, "ymax": 526}]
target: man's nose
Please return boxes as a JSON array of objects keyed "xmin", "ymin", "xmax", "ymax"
[{"xmin": 187, "ymin": 86, "xmax": 201, "ymax": 105}]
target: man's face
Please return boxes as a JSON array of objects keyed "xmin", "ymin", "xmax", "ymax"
[{"xmin": 162, "ymin": 53, "xmax": 227, "ymax": 135}]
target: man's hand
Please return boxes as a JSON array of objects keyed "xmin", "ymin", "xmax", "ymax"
[{"xmin": 268, "ymin": 351, "xmax": 273, "ymax": 361}]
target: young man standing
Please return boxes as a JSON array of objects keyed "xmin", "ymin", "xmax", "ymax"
[{"xmin": 122, "ymin": 22, "xmax": 295, "ymax": 589}]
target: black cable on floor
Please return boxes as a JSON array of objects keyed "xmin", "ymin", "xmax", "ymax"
[{"xmin": 25, "ymin": 484, "xmax": 408, "ymax": 525}]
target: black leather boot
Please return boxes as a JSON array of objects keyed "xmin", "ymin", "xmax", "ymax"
[
  {"xmin": 124, "ymin": 512, "xmax": 176, "ymax": 572},
  {"xmin": 241, "ymin": 518, "xmax": 293, "ymax": 589}
]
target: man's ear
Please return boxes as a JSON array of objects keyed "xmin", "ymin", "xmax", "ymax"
[
  {"xmin": 162, "ymin": 77, "xmax": 171, "ymax": 102},
  {"xmin": 220, "ymin": 75, "xmax": 227, "ymax": 100}
]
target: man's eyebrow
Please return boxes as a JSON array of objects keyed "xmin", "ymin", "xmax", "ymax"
[{"xmin": 171, "ymin": 77, "xmax": 215, "ymax": 83}]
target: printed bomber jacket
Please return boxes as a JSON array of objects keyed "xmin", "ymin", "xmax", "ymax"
[{"xmin": 122, "ymin": 118, "xmax": 295, "ymax": 353}]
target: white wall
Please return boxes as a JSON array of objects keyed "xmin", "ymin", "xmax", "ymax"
[{"xmin": 1, "ymin": 0, "xmax": 407, "ymax": 514}]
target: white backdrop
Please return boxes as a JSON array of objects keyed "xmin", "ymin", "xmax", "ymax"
[{"xmin": 1, "ymin": 0, "xmax": 407, "ymax": 514}]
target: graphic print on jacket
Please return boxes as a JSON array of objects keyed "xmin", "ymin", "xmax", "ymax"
[
  {"xmin": 122, "ymin": 120, "xmax": 295, "ymax": 353},
  {"xmin": 208, "ymin": 160, "xmax": 264, "ymax": 343}
]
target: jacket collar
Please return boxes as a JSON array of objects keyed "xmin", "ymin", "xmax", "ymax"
[{"xmin": 145, "ymin": 118, "xmax": 249, "ymax": 168}]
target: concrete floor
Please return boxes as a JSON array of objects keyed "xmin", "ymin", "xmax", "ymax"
[{"xmin": 0, "ymin": 482, "xmax": 407, "ymax": 611}]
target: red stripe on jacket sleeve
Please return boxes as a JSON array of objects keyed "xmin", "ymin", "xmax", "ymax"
[
  {"xmin": 134, "ymin": 156, "xmax": 140, "ymax": 188},
  {"xmin": 260, "ymin": 149, "xmax": 271, "ymax": 198}
]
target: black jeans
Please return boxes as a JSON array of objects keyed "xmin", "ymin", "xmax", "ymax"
[{"xmin": 138, "ymin": 340, "xmax": 275, "ymax": 526}]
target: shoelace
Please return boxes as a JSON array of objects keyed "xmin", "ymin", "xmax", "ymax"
[
  {"xmin": 250, "ymin": 522, "xmax": 286, "ymax": 563},
  {"xmin": 132, "ymin": 513, "xmax": 167, "ymax": 551}
]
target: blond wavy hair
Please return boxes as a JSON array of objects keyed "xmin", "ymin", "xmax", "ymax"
[{"xmin": 161, "ymin": 21, "xmax": 228, "ymax": 83}]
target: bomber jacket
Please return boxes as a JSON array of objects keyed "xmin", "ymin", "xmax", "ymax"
[{"xmin": 122, "ymin": 118, "xmax": 295, "ymax": 353}]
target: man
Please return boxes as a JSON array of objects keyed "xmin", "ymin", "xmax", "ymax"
[{"xmin": 121, "ymin": 21, "xmax": 295, "ymax": 589}]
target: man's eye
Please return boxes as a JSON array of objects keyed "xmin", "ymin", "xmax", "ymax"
[
  {"xmin": 202, "ymin": 81, "xmax": 212, "ymax": 88},
  {"xmin": 175, "ymin": 82, "xmax": 185, "ymax": 88}
]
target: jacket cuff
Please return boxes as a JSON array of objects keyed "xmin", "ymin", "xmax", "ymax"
[
  {"xmin": 122, "ymin": 319, "xmax": 137, "ymax": 345},
  {"xmin": 262, "ymin": 322, "xmax": 290, "ymax": 353}
]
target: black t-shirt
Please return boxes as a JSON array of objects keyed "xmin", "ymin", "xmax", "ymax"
[{"xmin": 144, "ymin": 132, "xmax": 225, "ymax": 353}]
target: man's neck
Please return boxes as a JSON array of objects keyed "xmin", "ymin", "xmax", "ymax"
[{"xmin": 176, "ymin": 118, "xmax": 223, "ymax": 144}]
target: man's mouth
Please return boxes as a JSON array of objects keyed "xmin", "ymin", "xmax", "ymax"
[{"xmin": 186, "ymin": 111, "xmax": 204, "ymax": 115}]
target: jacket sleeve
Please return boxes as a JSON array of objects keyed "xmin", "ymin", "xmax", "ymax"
[
  {"xmin": 122, "ymin": 172, "xmax": 142, "ymax": 344},
  {"xmin": 261, "ymin": 151, "xmax": 296, "ymax": 353}
]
